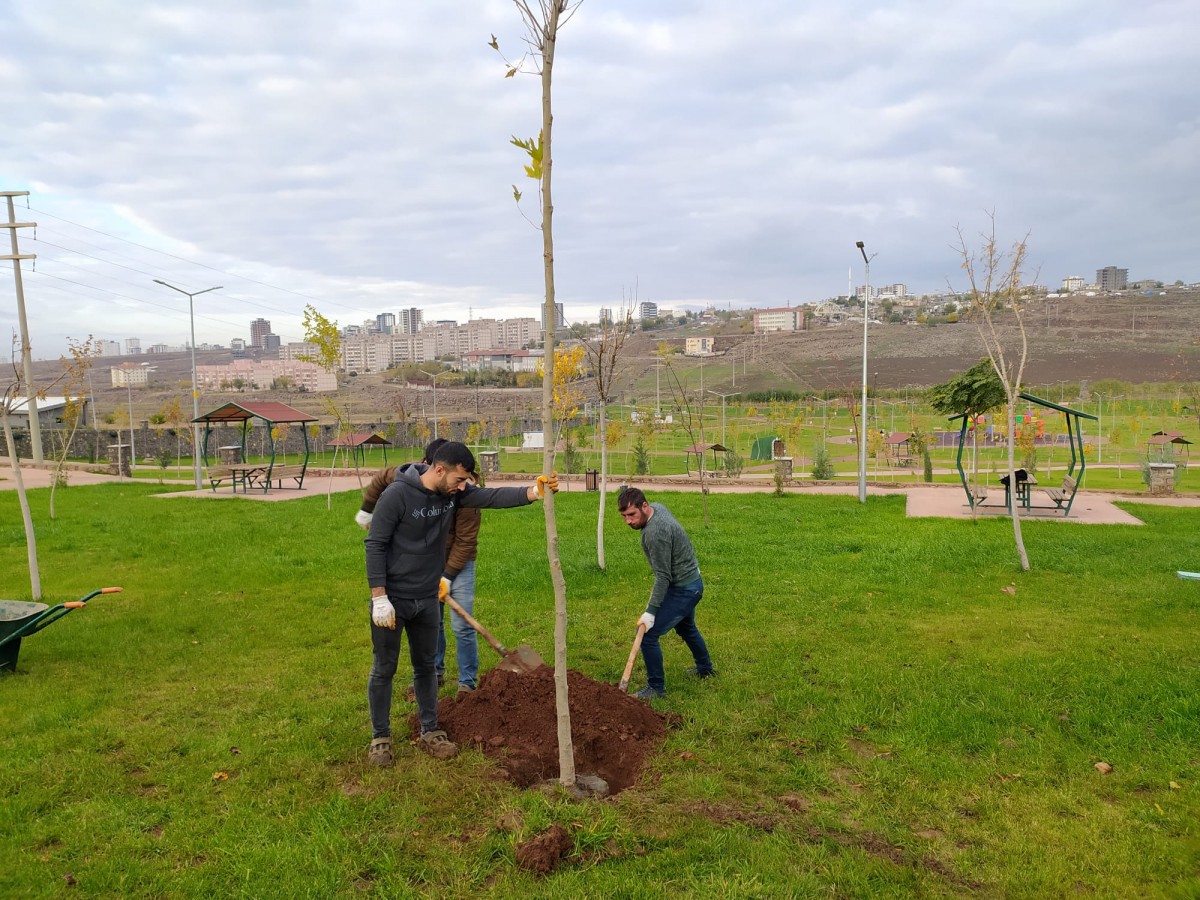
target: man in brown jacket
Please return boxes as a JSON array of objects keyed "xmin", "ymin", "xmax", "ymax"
[{"xmin": 358, "ymin": 439, "xmax": 481, "ymax": 695}]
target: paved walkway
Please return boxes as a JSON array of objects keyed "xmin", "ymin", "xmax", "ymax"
[{"xmin": 4, "ymin": 463, "xmax": 1198, "ymax": 525}]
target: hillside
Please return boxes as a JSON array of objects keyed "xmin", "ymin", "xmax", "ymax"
[{"xmin": 11, "ymin": 292, "xmax": 1200, "ymax": 427}]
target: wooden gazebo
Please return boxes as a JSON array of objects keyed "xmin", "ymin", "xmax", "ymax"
[
  {"xmin": 330, "ymin": 432, "xmax": 392, "ymax": 468},
  {"xmin": 683, "ymin": 442, "xmax": 730, "ymax": 475},
  {"xmin": 192, "ymin": 401, "xmax": 319, "ymax": 492}
]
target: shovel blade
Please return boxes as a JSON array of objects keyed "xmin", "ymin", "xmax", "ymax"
[{"xmin": 495, "ymin": 644, "xmax": 546, "ymax": 674}]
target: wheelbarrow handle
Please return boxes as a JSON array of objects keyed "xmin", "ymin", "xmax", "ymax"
[{"xmin": 0, "ymin": 586, "xmax": 124, "ymax": 649}]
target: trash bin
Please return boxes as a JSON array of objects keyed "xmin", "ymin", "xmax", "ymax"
[
  {"xmin": 479, "ymin": 451, "xmax": 499, "ymax": 475},
  {"xmin": 585, "ymin": 469, "xmax": 599, "ymax": 491}
]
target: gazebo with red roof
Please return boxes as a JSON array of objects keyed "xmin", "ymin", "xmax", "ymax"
[{"xmin": 192, "ymin": 401, "xmax": 319, "ymax": 492}]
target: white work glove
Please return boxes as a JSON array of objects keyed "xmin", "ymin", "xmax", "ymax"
[
  {"xmin": 638, "ymin": 612, "xmax": 655, "ymax": 630},
  {"xmin": 438, "ymin": 577, "xmax": 451, "ymax": 602},
  {"xmin": 355, "ymin": 509, "xmax": 373, "ymax": 530},
  {"xmin": 371, "ymin": 596, "xmax": 395, "ymax": 629}
]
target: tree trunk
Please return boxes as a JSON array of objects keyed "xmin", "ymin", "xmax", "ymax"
[
  {"xmin": 1005, "ymin": 402, "xmax": 1030, "ymax": 571},
  {"xmin": 597, "ymin": 401, "xmax": 607, "ymax": 571},
  {"xmin": 2, "ymin": 411, "xmax": 43, "ymax": 600},
  {"xmin": 537, "ymin": 3, "xmax": 576, "ymax": 789}
]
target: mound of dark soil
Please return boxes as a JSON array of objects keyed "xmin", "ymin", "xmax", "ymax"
[{"xmin": 419, "ymin": 667, "xmax": 669, "ymax": 794}]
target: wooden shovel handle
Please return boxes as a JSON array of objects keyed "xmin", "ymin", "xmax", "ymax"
[
  {"xmin": 441, "ymin": 593, "xmax": 508, "ymax": 656},
  {"xmin": 618, "ymin": 623, "xmax": 647, "ymax": 692}
]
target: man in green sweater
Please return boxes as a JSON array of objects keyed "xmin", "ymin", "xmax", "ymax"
[{"xmin": 618, "ymin": 486, "xmax": 715, "ymax": 700}]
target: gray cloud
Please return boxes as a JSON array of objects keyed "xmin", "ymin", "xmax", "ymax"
[{"xmin": 1, "ymin": 0, "xmax": 1197, "ymax": 356}]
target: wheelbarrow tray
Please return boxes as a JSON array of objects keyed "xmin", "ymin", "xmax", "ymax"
[{"xmin": 0, "ymin": 601, "xmax": 51, "ymax": 672}]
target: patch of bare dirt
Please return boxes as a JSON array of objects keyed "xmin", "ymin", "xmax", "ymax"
[
  {"xmin": 514, "ymin": 824, "xmax": 573, "ymax": 876},
  {"xmin": 415, "ymin": 667, "xmax": 670, "ymax": 795}
]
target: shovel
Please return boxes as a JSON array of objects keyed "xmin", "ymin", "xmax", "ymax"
[
  {"xmin": 618, "ymin": 623, "xmax": 647, "ymax": 692},
  {"xmin": 441, "ymin": 594, "xmax": 545, "ymax": 674}
]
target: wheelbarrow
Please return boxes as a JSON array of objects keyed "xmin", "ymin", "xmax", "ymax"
[{"xmin": 0, "ymin": 587, "xmax": 123, "ymax": 673}]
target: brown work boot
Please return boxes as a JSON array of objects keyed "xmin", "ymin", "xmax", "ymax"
[
  {"xmin": 368, "ymin": 737, "xmax": 394, "ymax": 768},
  {"xmin": 417, "ymin": 729, "xmax": 458, "ymax": 760}
]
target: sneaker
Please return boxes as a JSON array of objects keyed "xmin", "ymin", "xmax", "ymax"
[
  {"xmin": 687, "ymin": 667, "xmax": 717, "ymax": 679},
  {"xmin": 456, "ymin": 684, "xmax": 475, "ymax": 698},
  {"xmin": 417, "ymin": 729, "xmax": 459, "ymax": 760},
  {"xmin": 368, "ymin": 737, "xmax": 394, "ymax": 768},
  {"xmin": 634, "ymin": 686, "xmax": 666, "ymax": 701}
]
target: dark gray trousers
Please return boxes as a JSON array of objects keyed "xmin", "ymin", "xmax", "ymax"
[{"xmin": 368, "ymin": 594, "xmax": 440, "ymax": 738}]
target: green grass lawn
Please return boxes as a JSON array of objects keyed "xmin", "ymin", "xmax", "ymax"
[{"xmin": 2, "ymin": 483, "xmax": 1198, "ymax": 897}]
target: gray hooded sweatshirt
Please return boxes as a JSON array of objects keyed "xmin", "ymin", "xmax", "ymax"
[{"xmin": 365, "ymin": 463, "xmax": 532, "ymax": 600}]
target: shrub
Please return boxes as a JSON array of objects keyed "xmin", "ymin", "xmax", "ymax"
[
  {"xmin": 722, "ymin": 450, "xmax": 744, "ymax": 478},
  {"xmin": 810, "ymin": 444, "xmax": 834, "ymax": 480},
  {"xmin": 632, "ymin": 434, "xmax": 652, "ymax": 475}
]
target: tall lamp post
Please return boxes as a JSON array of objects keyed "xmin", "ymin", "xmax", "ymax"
[
  {"xmin": 154, "ymin": 279, "xmax": 223, "ymax": 489},
  {"xmin": 707, "ymin": 390, "xmax": 740, "ymax": 447},
  {"xmin": 418, "ymin": 369, "xmax": 448, "ymax": 439},
  {"xmin": 855, "ymin": 241, "xmax": 876, "ymax": 504}
]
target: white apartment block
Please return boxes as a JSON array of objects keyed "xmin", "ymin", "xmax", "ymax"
[
  {"xmin": 110, "ymin": 363, "xmax": 151, "ymax": 387},
  {"xmin": 638, "ymin": 301, "xmax": 658, "ymax": 320},
  {"xmin": 280, "ymin": 341, "xmax": 321, "ymax": 362},
  {"xmin": 460, "ymin": 348, "xmax": 543, "ymax": 373},
  {"xmin": 96, "ymin": 340, "xmax": 123, "ymax": 357},
  {"xmin": 753, "ymin": 307, "xmax": 805, "ymax": 333},
  {"xmin": 1062, "ymin": 275, "xmax": 1085, "ymax": 292},
  {"xmin": 195, "ymin": 359, "xmax": 337, "ymax": 392},
  {"xmin": 339, "ymin": 316, "xmax": 540, "ymax": 372},
  {"xmin": 125, "ymin": 338, "xmax": 142, "ymax": 355},
  {"xmin": 876, "ymin": 283, "xmax": 908, "ymax": 299}
]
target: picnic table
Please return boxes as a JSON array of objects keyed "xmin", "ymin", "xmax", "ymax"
[
  {"xmin": 1000, "ymin": 470, "xmax": 1037, "ymax": 511},
  {"xmin": 207, "ymin": 464, "xmax": 269, "ymax": 493}
]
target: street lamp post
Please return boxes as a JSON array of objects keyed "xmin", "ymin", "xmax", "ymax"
[
  {"xmin": 418, "ymin": 370, "xmax": 447, "ymax": 439},
  {"xmin": 855, "ymin": 241, "xmax": 876, "ymax": 504},
  {"xmin": 707, "ymin": 390, "xmax": 740, "ymax": 447},
  {"xmin": 154, "ymin": 280, "xmax": 223, "ymax": 489}
]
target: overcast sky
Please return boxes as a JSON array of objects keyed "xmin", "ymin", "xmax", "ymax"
[{"xmin": 2, "ymin": 0, "xmax": 1197, "ymax": 360}]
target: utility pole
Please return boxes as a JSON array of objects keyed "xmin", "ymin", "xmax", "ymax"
[{"xmin": 2, "ymin": 191, "xmax": 43, "ymax": 462}]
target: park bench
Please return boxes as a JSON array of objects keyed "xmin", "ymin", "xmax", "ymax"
[
  {"xmin": 263, "ymin": 464, "xmax": 307, "ymax": 490},
  {"xmin": 970, "ymin": 484, "xmax": 989, "ymax": 504},
  {"xmin": 206, "ymin": 466, "xmax": 233, "ymax": 490},
  {"xmin": 1041, "ymin": 475, "xmax": 1077, "ymax": 510}
]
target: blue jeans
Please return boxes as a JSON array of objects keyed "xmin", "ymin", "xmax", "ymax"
[
  {"xmin": 368, "ymin": 594, "xmax": 440, "ymax": 737},
  {"xmin": 641, "ymin": 577, "xmax": 711, "ymax": 692},
  {"xmin": 435, "ymin": 561, "xmax": 479, "ymax": 689}
]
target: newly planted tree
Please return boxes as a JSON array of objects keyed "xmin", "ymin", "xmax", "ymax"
[
  {"xmin": 953, "ymin": 218, "xmax": 1035, "ymax": 570},
  {"xmin": 498, "ymin": 0, "xmax": 583, "ymax": 790},
  {"xmin": 297, "ymin": 304, "xmax": 353, "ymax": 506},
  {"xmin": 1, "ymin": 334, "xmax": 94, "ymax": 598},
  {"xmin": 580, "ymin": 302, "xmax": 633, "ymax": 570}
]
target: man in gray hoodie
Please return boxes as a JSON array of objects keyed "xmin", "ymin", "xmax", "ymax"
[{"xmin": 364, "ymin": 440, "xmax": 557, "ymax": 765}]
